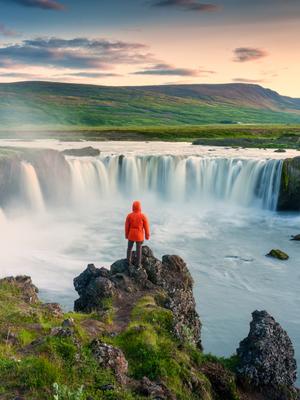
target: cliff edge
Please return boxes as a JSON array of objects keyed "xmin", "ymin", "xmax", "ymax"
[{"xmin": 0, "ymin": 247, "xmax": 298, "ymax": 400}]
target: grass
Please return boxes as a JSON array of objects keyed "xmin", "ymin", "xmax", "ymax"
[
  {"xmin": 0, "ymin": 279, "xmax": 140, "ymax": 399},
  {"xmin": 1, "ymin": 123, "xmax": 300, "ymax": 148},
  {"xmin": 109, "ymin": 296, "xmax": 239, "ymax": 400},
  {"xmin": 0, "ymin": 278, "xmax": 240, "ymax": 400}
]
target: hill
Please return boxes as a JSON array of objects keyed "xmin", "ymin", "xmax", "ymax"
[{"xmin": 1, "ymin": 81, "xmax": 300, "ymax": 130}]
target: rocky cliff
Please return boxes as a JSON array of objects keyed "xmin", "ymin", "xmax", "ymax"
[
  {"xmin": 0, "ymin": 247, "xmax": 298, "ymax": 400},
  {"xmin": 278, "ymin": 157, "xmax": 300, "ymax": 211}
]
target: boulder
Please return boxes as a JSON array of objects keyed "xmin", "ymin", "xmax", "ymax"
[
  {"xmin": 62, "ymin": 147, "xmax": 100, "ymax": 157},
  {"xmin": 237, "ymin": 310, "xmax": 297, "ymax": 399},
  {"xmin": 274, "ymin": 148, "xmax": 286, "ymax": 153},
  {"xmin": 90, "ymin": 339, "xmax": 128, "ymax": 385},
  {"xmin": 74, "ymin": 264, "xmax": 114, "ymax": 312},
  {"xmin": 266, "ymin": 249, "xmax": 289, "ymax": 260},
  {"xmin": 278, "ymin": 157, "xmax": 300, "ymax": 211}
]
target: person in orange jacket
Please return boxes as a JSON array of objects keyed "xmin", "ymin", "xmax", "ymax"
[{"xmin": 125, "ymin": 201, "xmax": 150, "ymax": 267}]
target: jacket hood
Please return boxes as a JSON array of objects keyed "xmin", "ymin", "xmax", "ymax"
[{"xmin": 132, "ymin": 201, "xmax": 142, "ymax": 212}]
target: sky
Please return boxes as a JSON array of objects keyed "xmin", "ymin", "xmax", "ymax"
[{"xmin": 0, "ymin": 0, "xmax": 299, "ymax": 96}]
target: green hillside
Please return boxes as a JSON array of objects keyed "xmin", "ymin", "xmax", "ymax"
[{"xmin": 1, "ymin": 81, "xmax": 300, "ymax": 131}]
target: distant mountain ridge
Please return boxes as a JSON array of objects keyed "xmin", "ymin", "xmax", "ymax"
[
  {"xmin": 0, "ymin": 81, "xmax": 299, "ymax": 128},
  {"xmin": 137, "ymin": 83, "xmax": 300, "ymax": 111}
]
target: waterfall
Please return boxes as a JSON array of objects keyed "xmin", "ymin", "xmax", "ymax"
[
  {"xmin": 20, "ymin": 162, "xmax": 45, "ymax": 212},
  {"xmin": 0, "ymin": 155, "xmax": 283, "ymax": 212},
  {"xmin": 67, "ymin": 156, "xmax": 283, "ymax": 211},
  {"xmin": 0, "ymin": 208, "xmax": 6, "ymax": 224}
]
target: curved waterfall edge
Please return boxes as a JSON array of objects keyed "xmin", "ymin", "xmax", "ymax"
[{"xmin": 0, "ymin": 153, "xmax": 284, "ymax": 215}]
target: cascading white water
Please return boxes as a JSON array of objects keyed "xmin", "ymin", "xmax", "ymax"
[
  {"xmin": 20, "ymin": 161, "xmax": 45, "ymax": 212},
  {"xmin": 0, "ymin": 155, "xmax": 283, "ymax": 213},
  {"xmin": 67, "ymin": 156, "xmax": 283, "ymax": 211},
  {"xmin": 0, "ymin": 208, "xmax": 6, "ymax": 223}
]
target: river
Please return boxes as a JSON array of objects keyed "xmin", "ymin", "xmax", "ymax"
[{"xmin": 0, "ymin": 140, "xmax": 299, "ymax": 380}]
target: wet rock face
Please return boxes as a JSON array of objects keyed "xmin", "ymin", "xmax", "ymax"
[
  {"xmin": 74, "ymin": 246, "xmax": 202, "ymax": 348},
  {"xmin": 237, "ymin": 310, "xmax": 297, "ymax": 398},
  {"xmin": 90, "ymin": 339, "xmax": 128, "ymax": 385},
  {"xmin": 278, "ymin": 157, "xmax": 300, "ymax": 211},
  {"xmin": 0, "ymin": 276, "xmax": 39, "ymax": 304}
]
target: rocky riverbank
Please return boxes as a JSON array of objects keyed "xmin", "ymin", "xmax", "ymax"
[{"xmin": 0, "ymin": 247, "xmax": 298, "ymax": 400}]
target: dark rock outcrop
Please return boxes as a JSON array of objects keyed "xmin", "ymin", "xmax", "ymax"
[
  {"xmin": 278, "ymin": 157, "xmax": 300, "ymax": 211},
  {"xmin": 237, "ymin": 310, "xmax": 297, "ymax": 399},
  {"xmin": 74, "ymin": 264, "xmax": 115, "ymax": 313},
  {"xmin": 74, "ymin": 246, "xmax": 202, "ymax": 348},
  {"xmin": 0, "ymin": 275, "xmax": 39, "ymax": 304},
  {"xmin": 62, "ymin": 147, "xmax": 100, "ymax": 157},
  {"xmin": 291, "ymin": 234, "xmax": 300, "ymax": 241},
  {"xmin": 266, "ymin": 249, "xmax": 289, "ymax": 260}
]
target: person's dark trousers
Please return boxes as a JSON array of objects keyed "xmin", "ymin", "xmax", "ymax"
[{"xmin": 127, "ymin": 240, "xmax": 143, "ymax": 266}]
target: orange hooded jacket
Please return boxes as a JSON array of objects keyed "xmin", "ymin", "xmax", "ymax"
[{"xmin": 125, "ymin": 201, "xmax": 150, "ymax": 242}]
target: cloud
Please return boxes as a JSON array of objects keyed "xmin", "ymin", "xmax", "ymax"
[
  {"xmin": 232, "ymin": 78, "xmax": 264, "ymax": 84},
  {"xmin": 0, "ymin": 71, "xmax": 40, "ymax": 79},
  {"xmin": 0, "ymin": 24, "xmax": 20, "ymax": 37},
  {"xmin": 233, "ymin": 47, "xmax": 268, "ymax": 62},
  {"xmin": 132, "ymin": 63, "xmax": 215, "ymax": 76},
  {"xmin": 62, "ymin": 72, "xmax": 121, "ymax": 78},
  {"xmin": 152, "ymin": 0, "xmax": 220, "ymax": 12},
  {"xmin": 0, "ymin": 37, "xmax": 155, "ymax": 70},
  {"xmin": 9, "ymin": 0, "xmax": 65, "ymax": 10}
]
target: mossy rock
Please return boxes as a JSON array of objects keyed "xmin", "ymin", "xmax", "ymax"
[{"xmin": 266, "ymin": 249, "xmax": 289, "ymax": 260}]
